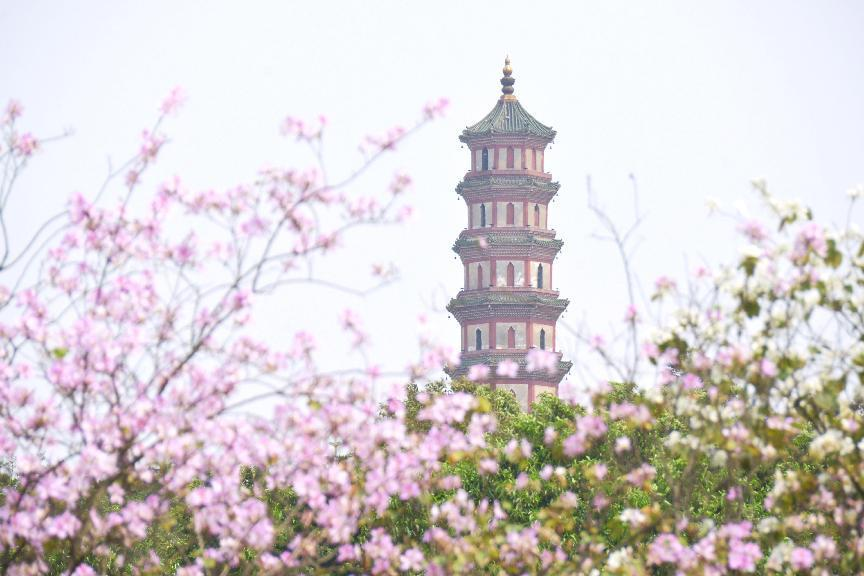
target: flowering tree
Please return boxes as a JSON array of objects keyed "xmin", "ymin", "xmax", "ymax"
[
  {"xmin": 0, "ymin": 94, "xmax": 471, "ymax": 575},
  {"xmin": 2, "ymin": 90, "xmax": 864, "ymax": 575}
]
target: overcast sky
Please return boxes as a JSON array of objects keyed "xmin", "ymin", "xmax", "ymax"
[{"xmin": 2, "ymin": 1, "xmax": 863, "ymax": 393}]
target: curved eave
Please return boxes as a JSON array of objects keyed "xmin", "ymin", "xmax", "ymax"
[
  {"xmin": 459, "ymin": 98, "xmax": 556, "ymax": 143},
  {"xmin": 453, "ymin": 232, "xmax": 563, "ymax": 261},
  {"xmin": 456, "ymin": 176, "xmax": 560, "ymax": 196},
  {"xmin": 447, "ymin": 292, "xmax": 570, "ymax": 324},
  {"xmin": 453, "ymin": 231, "xmax": 563, "ymax": 251},
  {"xmin": 448, "ymin": 291, "xmax": 568, "ymax": 308}
]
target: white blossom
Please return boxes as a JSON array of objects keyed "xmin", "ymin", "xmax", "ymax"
[
  {"xmin": 809, "ymin": 429, "xmax": 854, "ymax": 460},
  {"xmin": 619, "ymin": 509, "xmax": 647, "ymax": 528}
]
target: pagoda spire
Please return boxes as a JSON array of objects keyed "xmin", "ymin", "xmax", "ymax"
[{"xmin": 500, "ymin": 56, "xmax": 516, "ymax": 99}]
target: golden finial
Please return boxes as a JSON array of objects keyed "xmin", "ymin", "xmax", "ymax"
[{"xmin": 500, "ymin": 56, "xmax": 516, "ymax": 99}]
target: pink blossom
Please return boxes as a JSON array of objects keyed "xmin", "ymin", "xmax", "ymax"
[
  {"xmin": 160, "ymin": 86, "xmax": 186, "ymax": 115},
  {"xmin": 280, "ymin": 115, "xmax": 326, "ymax": 140},
  {"xmin": 615, "ymin": 436, "xmax": 632, "ymax": 453},
  {"xmin": 789, "ymin": 547, "xmax": 814, "ymax": 570},
  {"xmin": 337, "ymin": 544, "xmax": 359, "ymax": 562},
  {"xmin": 727, "ymin": 540, "xmax": 761, "ymax": 572},
  {"xmin": 231, "ymin": 289, "xmax": 251, "ymax": 311},
  {"xmin": 526, "ymin": 348, "xmax": 557, "ymax": 374},
  {"xmin": 396, "ymin": 205, "xmax": 414, "ymax": 222},
  {"xmin": 609, "ymin": 402, "xmax": 653, "ymax": 425},
  {"xmin": 654, "ymin": 275, "xmax": 676, "ymax": 293},
  {"xmin": 437, "ymin": 475, "xmax": 462, "ymax": 490},
  {"xmin": 45, "ymin": 512, "xmax": 81, "ymax": 539},
  {"xmin": 592, "ymin": 463, "xmax": 608, "ymax": 480},
  {"xmin": 562, "ymin": 433, "xmax": 586, "ymax": 456},
  {"xmin": 418, "ymin": 393, "xmax": 476, "ymax": 425},
  {"xmin": 811, "ymin": 536, "xmax": 837, "ymax": 561},
  {"xmin": 563, "ymin": 416, "xmax": 606, "ymax": 458},
  {"xmin": 400, "ymin": 547, "xmax": 425, "ymax": 571},
  {"xmin": 625, "ymin": 464, "xmax": 656, "ymax": 487},
  {"xmin": 593, "ymin": 492, "xmax": 610, "ymax": 510},
  {"xmin": 240, "ymin": 216, "xmax": 269, "ymax": 237},
  {"xmin": 423, "ymin": 97, "xmax": 450, "ymax": 119},
  {"xmin": 693, "ymin": 265, "xmax": 712, "ymax": 278},
  {"xmin": 478, "ymin": 458, "xmax": 499, "ymax": 475},
  {"xmin": 793, "ymin": 221, "xmax": 828, "ymax": 259},
  {"xmin": 13, "ymin": 132, "xmax": 38, "ymax": 156},
  {"xmin": 340, "ymin": 308, "xmax": 368, "ymax": 347},
  {"xmin": 642, "ymin": 342, "xmax": 660, "ymax": 360},
  {"xmin": 682, "ymin": 373, "xmax": 702, "ymax": 390},
  {"xmin": 496, "ymin": 359, "xmax": 519, "ymax": 378},
  {"xmin": 577, "ymin": 415, "xmax": 607, "ymax": 438},
  {"xmin": 389, "ymin": 172, "xmax": 412, "ymax": 196},
  {"xmin": 739, "ymin": 219, "xmax": 769, "ymax": 242},
  {"xmin": 366, "ymin": 364, "xmax": 382, "ymax": 379},
  {"xmin": 759, "ymin": 358, "xmax": 778, "ymax": 378},
  {"xmin": 362, "ymin": 125, "xmax": 406, "ymax": 153},
  {"xmin": 647, "ymin": 534, "xmax": 693, "ymax": 567},
  {"xmin": 139, "ymin": 129, "xmax": 164, "ymax": 161},
  {"xmin": 468, "ymin": 363, "xmax": 490, "ymax": 381},
  {"xmin": 624, "ymin": 304, "xmax": 639, "ymax": 322},
  {"xmin": 5, "ymin": 99, "xmax": 23, "ymax": 121}
]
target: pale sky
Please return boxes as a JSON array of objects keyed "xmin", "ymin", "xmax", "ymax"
[{"xmin": 2, "ymin": 1, "xmax": 863, "ymax": 392}]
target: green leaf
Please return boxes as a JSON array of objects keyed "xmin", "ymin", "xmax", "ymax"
[
  {"xmin": 740, "ymin": 256, "xmax": 758, "ymax": 276},
  {"xmin": 825, "ymin": 239, "xmax": 843, "ymax": 268},
  {"xmin": 741, "ymin": 298, "xmax": 761, "ymax": 318}
]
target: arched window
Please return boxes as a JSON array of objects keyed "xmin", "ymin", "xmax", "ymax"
[
  {"xmin": 506, "ymin": 202, "xmax": 515, "ymax": 226},
  {"xmin": 480, "ymin": 204, "xmax": 486, "ymax": 227},
  {"xmin": 539, "ymin": 329, "xmax": 546, "ymax": 350},
  {"xmin": 476, "ymin": 264, "xmax": 484, "ymax": 289},
  {"xmin": 534, "ymin": 204, "xmax": 540, "ymax": 227},
  {"xmin": 537, "ymin": 263, "xmax": 544, "ymax": 289},
  {"xmin": 507, "ymin": 147, "xmax": 514, "ymax": 169},
  {"xmin": 475, "ymin": 329, "xmax": 482, "ymax": 351},
  {"xmin": 507, "ymin": 326, "xmax": 516, "ymax": 348},
  {"xmin": 481, "ymin": 148, "xmax": 489, "ymax": 171},
  {"xmin": 506, "ymin": 262, "xmax": 515, "ymax": 287}
]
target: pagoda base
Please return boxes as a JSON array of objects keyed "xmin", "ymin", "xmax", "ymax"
[{"xmin": 447, "ymin": 350, "xmax": 572, "ymax": 411}]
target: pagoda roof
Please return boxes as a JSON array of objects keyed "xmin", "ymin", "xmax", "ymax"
[
  {"xmin": 457, "ymin": 174, "xmax": 559, "ymax": 193},
  {"xmin": 460, "ymin": 98, "xmax": 556, "ymax": 142},
  {"xmin": 448, "ymin": 290, "xmax": 568, "ymax": 311},
  {"xmin": 453, "ymin": 231, "xmax": 563, "ymax": 253}
]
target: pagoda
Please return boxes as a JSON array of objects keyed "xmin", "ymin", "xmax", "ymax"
[{"xmin": 447, "ymin": 58, "xmax": 571, "ymax": 410}]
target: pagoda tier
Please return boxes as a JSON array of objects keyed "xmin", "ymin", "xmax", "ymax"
[
  {"xmin": 447, "ymin": 290, "xmax": 568, "ymax": 323},
  {"xmin": 457, "ymin": 175, "xmax": 559, "ymax": 204},
  {"xmin": 453, "ymin": 230, "xmax": 563, "ymax": 263},
  {"xmin": 449, "ymin": 58, "xmax": 571, "ymax": 410}
]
